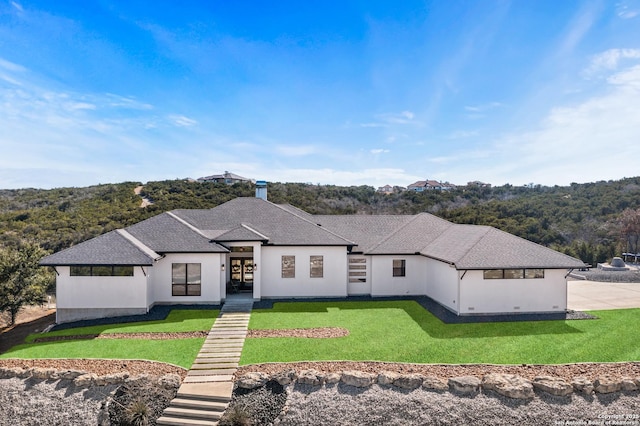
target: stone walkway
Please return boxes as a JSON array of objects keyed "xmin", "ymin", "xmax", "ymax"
[{"xmin": 157, "ymin": 295, "xmax": 253, "ymax": 426}]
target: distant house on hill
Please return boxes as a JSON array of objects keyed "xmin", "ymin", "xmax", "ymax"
[
  {"xmin": 377, "ymin": 185, "xmax": 394, "ymax": 194},
  {"xmin": 467, "ymin": 181, "xmax": 491, "ymax": 188},
  {"xmin": 197, "ymin": 171, "xmax": 253, "ymax": 185},
  {"xmin": 408, "ymin": 180, "xmax": 451, "ymax": 192}
]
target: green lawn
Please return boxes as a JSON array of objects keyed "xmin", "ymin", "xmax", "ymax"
[
  {"xmin": 241, "ymin": 301, "xmax": 640, "ymax": 365},
  {"xmin": 0, "ymin": 309, "xmax": 218, "ymax": 369}
]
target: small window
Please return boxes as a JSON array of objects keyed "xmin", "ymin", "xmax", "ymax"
[
  {"xmin": 504, "ymin": 269, "xmax": 524, "ymax": 279},
  {"xmin": 172, "ymin": 263, "xmax": 201, "ymax": 296},
  {"xmin": 525, "ymin": 269, "xmax": 545, "ymax": 279},
  {"xmin": 113, "ymin": 266, "xmax": 134, "ymax": 276},
  {"xmin": 392, "ymin": 259, "xmax": 406, "ymax": 277},
  {"xmin": 310, "ymin": 256, "xmax": 323, "ymax": 278},
  {"xmin": 483, "ymin": 269, "xmax": 504, "ymax": 279},
  {"xmin": 282, "ymin": 255, "xmax": 295, "ymax": 278},
  {"xmin": 70, "ymin": 266, "xmax": 92, "ymax": 276}
]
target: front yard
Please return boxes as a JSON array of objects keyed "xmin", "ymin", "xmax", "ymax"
[
  {"xmin": 241, "ymin": 300, "xmax": 640, "ymax": 365},
  {"xmin": 2, "ymin": 301, "xmax": 639, "ymax": 368},
  {"xmin": 0, "ymin": 309, "xmax": 218, "ymax": 368}
]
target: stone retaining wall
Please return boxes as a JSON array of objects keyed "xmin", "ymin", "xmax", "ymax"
[
  {"xmin": 237, "ymin": 369, "xmax": 640, "ymax": 400},
  {"xmin": 0, "ymin": 366, "xmax": 181, "ymax": 390}
]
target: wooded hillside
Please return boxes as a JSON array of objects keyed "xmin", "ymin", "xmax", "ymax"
[{"xmin": 2, "ymin": 177, "xmax": 639, "ymax": 266}]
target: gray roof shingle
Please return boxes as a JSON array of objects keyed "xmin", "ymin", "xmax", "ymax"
[
  {"xmin": 126, "ymin": 212, "xmax": 228, "ymax": 253},
  {"xmin": 39, "ymin": 230, "xmax": 157, "ymax": 266},
  {"xmin": 174, "ymin": 198, "xmax": 354, "ymax": 246}
]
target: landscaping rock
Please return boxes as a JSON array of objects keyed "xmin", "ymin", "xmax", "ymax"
[
  {"xmin": 594, "ymin": 376, "xmax": 621, "ymax": 394},
  {"xmin": 237, "ymin": 372, "xmax": 270, "ymax": 389},
  {"xmin": 378, "ymin": 371, "xmax": 400, "ymax": 386},
  {"xmin": 59, "ymin": 370, "xmax": 87, "ymax": 381},
  {"xmin": 571, "ymin": 377, "xmax": 594, "ymax": 395},
  {"xmin": 74, "ymin": 373, "xmax": 97, "ymax": 388},
  {"xmin": 341, "ymin": 371, "xmax": 376, "ymax": 388},
  {"xmin": 422, "ymin": 376, "xmax": 449, "ymax": 392},
  {"xmin": 449, "ymin": 376, "xmax": 481, "ymax": 394},
  {"xmin": 273, "ymin": 369, "xmax": 297, "ymax": 386},
  {"xmin": 621, "ymin": 377, "xmax": 638, "ymax": 391},
  {"xmin": 0, "ymin": 367, "xmax": 23, "ymax": 379},
  {"xmin": 532, "ymin": 376, "xmax": 573, "ymax": 396},
  {"xmin": 482, "ymin": 373, "xmax": 534, "ymax": 400},
  {"xmin": 394, "ymin": 374, "xmax": 424, "ymax": 390},
  {"xmin": 324, "ymin": 372, "xmax": 342, "ymax": 385},
  {"xmin": 297, "ymin": 369, "xmax": 325, "ymax": 386},
  {"xmin": 157, "ymin": 373, "xmax": 180, "ymax": 390}
]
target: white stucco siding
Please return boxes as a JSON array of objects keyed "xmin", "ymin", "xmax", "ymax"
[
  {"xmin": 260, "ymin": 246, "xmax": 348, "ymax": 298},
  {"xmin": 148, "ymin": 253, "xmax": 223, "ymax": 304},
  {"xmin": 369, "ymin": 255, "xmax": 427, "ymax": 296},
  {"xmin": 56, "ymin": 266, "xmax": 148, "ymax": 309},
  {"xmin": 459, "ymin": 269, "xmax": 568, "ymax": 314},
  {"xmin": 424, "ymin": 258, "xmax": 459, "ymax": 313}
]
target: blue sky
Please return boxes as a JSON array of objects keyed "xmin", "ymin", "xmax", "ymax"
[{"xmin": 1, "ymin": 1, "xmax": 640, "ymax": 189}]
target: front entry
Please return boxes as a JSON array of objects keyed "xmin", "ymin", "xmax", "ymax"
[{"xmin": 230, "ymin": 258, "xmax": 254, "ymax": 292}]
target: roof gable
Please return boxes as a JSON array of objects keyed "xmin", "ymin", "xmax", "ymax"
[
  {"xmin": 126, "ymin": 212, "xmax": 228, "ymax": 253},
  {"xmin": 40, "ymin": 230, "xmax": 158, "ymax": 266}
]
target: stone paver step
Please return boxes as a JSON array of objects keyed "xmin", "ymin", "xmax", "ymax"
[
  {"xmin": 176, "ymin": 382, "xmax": 233, "ymax": 402},
  {"xmin": 187, "ymin": 368, "xmax": 237, "ymax": 376},
  {"xmin": 156, "ymin": 416, "xmax": 218, "ymax": 426},
  {"xmin": 192, "ymin": 357, "xmax": 240, "ymax": 364},
  {"xmin": 170, "ymin": 398, "xmax": 228, "ymax": 411},
  {"xmin": 190, "ymin": 363, "xmax": 238, "ymax": 370},
  {"xmin": 196, "ymin": 349, "xmax": 242, "ymax": 358},
  {"xmin": 163, "ymin": 406, "xmax": 223, "ymax": 421},
  {"xmin": 183, "ymin": 375, "xmax": 234, "ymax": 383}
]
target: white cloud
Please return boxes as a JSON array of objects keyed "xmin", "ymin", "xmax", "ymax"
[
  {"xmin": 370, "ymin": 148, "xmax": 390, "ymax": 154},
  {"xmin": 275, "ymin": 145, "xmax": 317, "ymax": 157},
  {"xmin": 0, "ymin": 57, "xmax": 27, "ymax": 73},
  {"xmin": 167, "ymin": 114, "xmax": 197, "ymax": 127},
  {"xmin": 464, "ymin": 102, "xmax": 502, "ymax": 112},
  {"xmin": 616, "ymin": 1, "xmax": 640, "ymax": 18},
  {"xmin": 586, "ymin": 48, "xmax": 640, "ymax": 76}
]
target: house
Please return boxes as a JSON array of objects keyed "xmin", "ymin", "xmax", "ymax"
[
  {"xmin": 377, "ymin": 185, "xmax": 394, "ymax": 194},
  {"xmin": 40, "ymin": 188, "xmax": 585, "ymax": 324},
  {"xmin": 197, "ymin": 171, "xmax": 253, "ymax": 185},
  {"xmin": 407, "ymin": 180, "xmax": 448, "ymax": 191}
]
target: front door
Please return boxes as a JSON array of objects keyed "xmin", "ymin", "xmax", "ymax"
[{"xmin": 230, "ymin": 258, "xmax": 254, "ymax": 292}]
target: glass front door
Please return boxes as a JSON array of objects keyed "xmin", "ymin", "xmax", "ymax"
[{"xmin": 230, "ymin": 258, "xmax": 254, "ymax": 292}]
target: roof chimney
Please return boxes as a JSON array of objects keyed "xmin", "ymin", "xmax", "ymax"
[{"xmin": 255, "ymin": 180, "xmax": 267, "ymax": 200}]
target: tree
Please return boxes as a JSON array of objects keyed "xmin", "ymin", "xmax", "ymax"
[
  {"xmin": 0, "ymin": 242, "xmax": 52, "ymax": 326},
  {"xmin": 620, "ymin": 208, "xmax": 640, "ymax": 254}
]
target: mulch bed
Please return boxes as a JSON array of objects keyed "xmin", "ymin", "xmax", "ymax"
[
  {"xmin": 32, "ymin": 331, "xmax": 208, "ymax": 343},
  {"xmin": 248, "ymin": 327, "xmax": 349, "ymax": 338}
]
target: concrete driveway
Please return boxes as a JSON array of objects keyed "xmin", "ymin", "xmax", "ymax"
[{"xmin": 567, "ymin": 280, "xmax": 640, "ymax": 310}]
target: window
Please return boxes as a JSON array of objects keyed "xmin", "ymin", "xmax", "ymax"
[
  {"xmin": 70, "ymin": 266, "xmax": 134, "ymax": 276},
  {"xmin": 392, "ymin": 259, "xmax": 406, "ymax": 277},
  {"xmin": 504, "ymin": 269, "xmax": 524, "ymax": 279},
  {"xmin": 483, "ymin": 269, "xmax": 545, "ymax": 280},
  {"xmin": 525, "ymin": 269, "xmax": 544, "ymax": 279},
  {"xmin": 230, "ymin": 246, "xmax": 253, "ymax": 252},
  {"xmin": 172, "ymin": 263, "xmax": 201, "ymax": 296},
  {"xmin": 310, "ymin": 256, "xmax": 323, "ymax": 278},
  {"xmin": 483, "ymin": 269, "xmax": 504, "ymax": 279},
  {"xmin": 282, "ymin": 256, "xmax": 295, "ymax": 278},
  {"xmin": 349, "ymin": 257, "xmax": 367, "ymax": 283}
]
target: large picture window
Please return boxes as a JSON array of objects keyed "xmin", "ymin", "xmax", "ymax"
[
  {"xmin": 70, "ymin": 266, "xmax": 134, "ymax": 277},
  {"xmin": 310, "ymin": 256, "xmax": 323, "ymax": 278},
  {"xmin": 282, "ymin": 256, "xmax": 295, "ymax": 278},
  {"xmin": 172, "ymin": 263, "xmax": 201, "ymax": 296},
  {"xmin": 483, "ymin": 269, "xmax": 545, "ymax": 279},
  {"xmin": 392, "ymin": 259, "xmax": 406, "ymax": 277}
]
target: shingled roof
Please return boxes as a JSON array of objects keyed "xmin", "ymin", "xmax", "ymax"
[
  {"xmin": 174, "ymin": 198, "xmax": 354, "ymax": 246},
  {"xmin": 40, "ymin": 196, "xmax": 584, "ymax": 271},
  {"xmin": 40, "ymin": 230, "xmax": 159, "ymax": 266}
]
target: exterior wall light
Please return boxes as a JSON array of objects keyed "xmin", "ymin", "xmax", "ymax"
[{"xmin": 221, "ymin": 264, "xmax": 225, "ymax": 271}]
